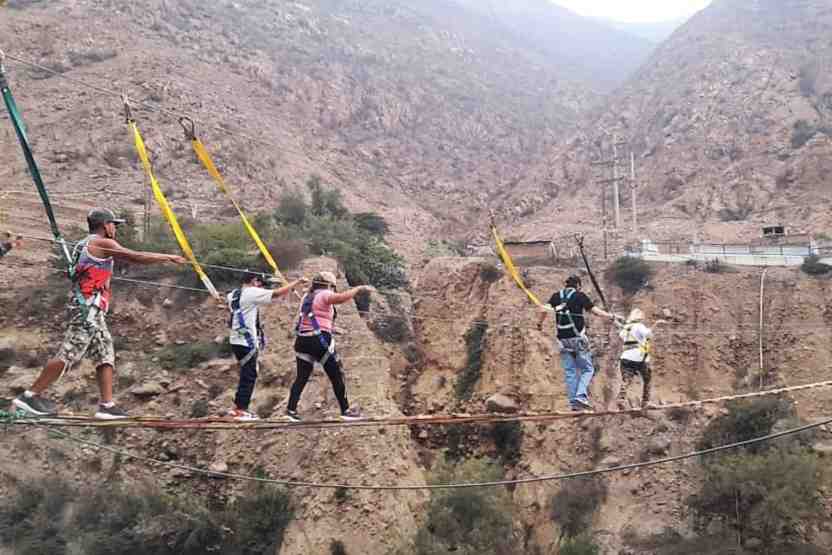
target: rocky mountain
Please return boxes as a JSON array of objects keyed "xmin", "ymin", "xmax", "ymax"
[
  {"xmin": 596, "ymin": 16, "xmax": 689, "ymax": 43},
  {"xmin": 0, "ymin": 0, "xmax": 621, "ymax": 260},
  {"xmin": 451, "ymin": 0, "xmax": 656, "ymax": 90},
  {"xmin": 509, "ymin": 0, "xmax": 832, "ymax": 244}
]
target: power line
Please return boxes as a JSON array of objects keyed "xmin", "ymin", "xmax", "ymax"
[
  {"xmin": 28, "ymin": 415, "xmax": 832, "ymax": 490},
  {"xmin": 2, "ymin": 257, "xmax": 832, "ymax": 335}
]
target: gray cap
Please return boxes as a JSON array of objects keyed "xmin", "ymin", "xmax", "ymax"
[{"xmin": 87, "ymin": 208, "xmax": 126, "ymax": 229}]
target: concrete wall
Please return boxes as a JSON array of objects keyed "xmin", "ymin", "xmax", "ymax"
[{"xmin": 629, "ymin": 252, "xmax": 808, "ymax": 267}]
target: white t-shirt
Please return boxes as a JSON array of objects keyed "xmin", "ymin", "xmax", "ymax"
[
  {"xmin": 619, "ymin": 322, "xmax": 652, "ymax": 363},
  {"xmin": 228, "ymin": 286, "xmax": 274, "ymax": 348}
]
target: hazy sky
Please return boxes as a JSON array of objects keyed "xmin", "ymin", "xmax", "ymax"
[{"xmin": 552, "ymin": 0, "xmax": 712, "ymax": 23}]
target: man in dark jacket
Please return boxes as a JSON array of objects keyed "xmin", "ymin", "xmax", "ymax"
[{"xmin": 537, "ymin": 275, "xmax": 618, "ymax": 411}]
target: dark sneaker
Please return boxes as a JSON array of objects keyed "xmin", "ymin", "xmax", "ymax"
[
  {"xmin": 13, "ymin": 394, "xmax": 58, "ymax": 416},
  {"xmin": 340, "ymin": 407, "xmax": 364, "ymax": 421},
  {"xmin": 94, "ymin": 404, "xmax": 129, "ymax": 420},
  {"xmin": 574, "ymin": 397, "xmax": 593, "ymax": 410},
  {"xmin": 285, "ymin": 410, "xmax": 302, "ymax": 423}
]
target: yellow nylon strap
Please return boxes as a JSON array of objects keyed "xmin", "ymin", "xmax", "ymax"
[
  {"xmin": 189, "ymin": 138, "xmax": 286, "ymax": 285},
  {"xmin": 130, "ymin": 122, "xmax": 219, "ymax": 299},
  {"xmin": 491, "ymin": 225, "xmax": 543, "ymax": 307}
]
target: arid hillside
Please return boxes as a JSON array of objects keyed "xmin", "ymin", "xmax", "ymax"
[{"xmin": 508, "ymin": 0, "xmax": 832, "ymax": 245}]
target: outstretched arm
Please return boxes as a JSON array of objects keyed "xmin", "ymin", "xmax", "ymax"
[
  {"xmin": 591, "ymin": 306, "xmax": 621, "ymax": 322},
  {"xmin": 273, "ymin": 278, "xmax": 307, "ymax": 298},
  {"xmin": 327, "ymin": 285, "xmax": 375, "ymax": 305},
  {"xmin": 89, "ymin": 238, "xmax": 186, "ymax": 265}
]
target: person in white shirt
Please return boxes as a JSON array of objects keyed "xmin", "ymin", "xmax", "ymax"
[
  {"xmin": 617, "ymin": 308, "xmax": 665, "ymax": 410},
  {"xmin": 227, "ymin": 271, "xmax": 306, "ymax": 421}
]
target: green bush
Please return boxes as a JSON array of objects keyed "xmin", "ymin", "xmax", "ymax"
[
  {"xmin": 454, "ymin": 322, "xmax": 488, "ymax": 401},
  {"xmin": 479, "ymin": 262, "xmax": 502, "ymax": 283},
  {"xmin": 688, "ymin": 450, "xmax": 826, "ymax": 550},
  {"xmin": 274, "ymin": 179, "xmax": 408, "ymax": 289},
  {"xmin": 408, "ymin": 459, "xmax": 515, "ymax": 555},
  {"xmin": 353, "ymin": 212, "xmax": 390, "ymax": 237},
  {"xmin": 791, "ymin": 119, "xmax": 816, "ymax": 149},
  {"xmin": 274, "ymin": 189, "xmax": 308, "ymax": 226},
  {"xmin": 368, "ymin": 293, "xmax": 413, "ymax": 344},
  {"xmin": 560, "ymin": 536, "xmax": 601, "ymax": 555},
  {"xmin": 330, "ymin": 540, "xmax": 349, "ymax": 555},
  {"xmin": 334, "ymin": 487, "xmax": 349, "ymax": 504},
  {"xmin": 491, "ymin": 421, "xmax": 523, "ymax": 466},
  {"xmin": 308, "ymin": 175, "xmax": 348, "ymax": 219},
  {"xmin": 696, "ymin": 398, "xmax": 793, "ymax": 452},
  {"xmin": 687, "ymin": 399, "xmax": 827, "ymax": 551},
  {"xmin": 369, "ymin": 314, "xmax": 411, "ymax": 344},
  {"xmin": 444, "ymin": 424, "xmax": 469, "ymax": 461},
  {"xmin": 0, "ymin": 479, "xmax": 294, "ymax": 555},
  {"xmin": 605, "ymin": 256, "xmax": 652, "ymax": 295},
  {"xmin": 550, "ymin": 477, "xmax": 608, "ymax": 541},
  {"xmin": 118, "ymin": 215, "xmax": 279, "ymax": 289},
  {"xmin": 801, "ymin": 255, "xmax": 831, "ymax": 276},
  {"xmin": 158, "ymin": 341, "xmax": 233, "ymax": 371}
]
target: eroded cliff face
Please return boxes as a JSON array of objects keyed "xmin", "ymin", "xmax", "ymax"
[
  {"xmin": 1, "ymin": 246, "xmax": 831, "ymax": 553},
  {"xmin": 405, "ymin": 257, "xmax": 832, "ymax": 553}
]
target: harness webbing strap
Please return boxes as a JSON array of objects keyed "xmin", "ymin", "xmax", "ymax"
[
  {"xmin": 491, "ymin": 224, "xmax": 543, "ymax": 307},
  {"xmin": 0, "ymin": 60, "xmax": 72, "ymax": 266},
  {"xmin": 128, "ymin": 118, "xmax": 219, "ymax": 299},
  {"xmin": 295, "ymin": 292, "xmax": 336, "ymax": 362},
  {"xmin": 556, "ymin": 288, "xmax": 585, "ymax": 338},
  {"xmin": 622, "ymin": 324, "xmax": 650, "ymax": 361},
  {"xmin": 186, "ymin": 128, "xmax": 286, "ymax": 285},
  {"xmin": 229, "ymin": 289, "xmax": 264, "ymax": 364}
]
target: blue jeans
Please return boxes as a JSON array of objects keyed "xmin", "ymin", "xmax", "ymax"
[{"xmin": 559, "ymin": 337, "xmax": 595, "ymax": 405}]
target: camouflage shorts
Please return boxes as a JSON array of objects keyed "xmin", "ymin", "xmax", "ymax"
[{"xmin": 55, "ymin": 305, "xmax": 115, "ymax": 370}]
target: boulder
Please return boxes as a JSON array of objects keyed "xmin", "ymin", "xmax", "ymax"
[
  {"xmin": 485, "ymin": 393, "xmax": 519, "ymax": 414},
  {"xmin": 131, "ymin": 381, "xmax": 165, "ymax": 397},
  {"xmin": 646, "ymin": 436, "xmax": 671, "ymax": 456}
]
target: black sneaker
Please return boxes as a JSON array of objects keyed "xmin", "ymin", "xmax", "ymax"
[
  {"xmin": 94, "ymin": 404, "xmax": 129, "ymax": 420},
  {"xmin": 285, "ymin": 410, "xmax": 302, "ymax": 423},
  {"xmin": 13, "ymin": 394, "xmax": 58, "ymax": 416},
  {"xmin": 574, "ymin": 397, "xmax": 593, "ymax": 410}
]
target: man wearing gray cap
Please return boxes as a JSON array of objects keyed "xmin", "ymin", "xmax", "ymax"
[{"xmin": 13, "ymin": 208, "xmax": 186, "ymax": 419}]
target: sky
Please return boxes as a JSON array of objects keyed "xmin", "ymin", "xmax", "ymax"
[{"xmin": 551, "ymin": 0, "xmax": 712, "ymax": 23}]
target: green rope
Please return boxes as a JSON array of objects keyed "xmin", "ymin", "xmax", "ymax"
[
  {"xmin": 0, "ymin": 409, "xmax": 24, "ymax": 426},
  {"xmin": 0, "ymin": 61, "xmax": 72, "ymax": 265}
]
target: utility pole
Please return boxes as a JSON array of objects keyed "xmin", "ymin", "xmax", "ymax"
[
  {"xmin": 592, "ymin": 137, "xmax": 628, "ymax": 259},
  {"xmin": 630, "ymin": 151, "xmax": 638, "ymax": 235},
  {"xmin": 612, "ymin": 137, "xmax": 622, "ymax": 230}
]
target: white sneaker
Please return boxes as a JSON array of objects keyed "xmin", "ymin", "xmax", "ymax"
[
  {"xmin": 228, "ymin": 408, "xmax": 259, "ymax": 421},
  {"xmin": 340, "ymin": 407, "xmax": 364, "ymax": 421}
]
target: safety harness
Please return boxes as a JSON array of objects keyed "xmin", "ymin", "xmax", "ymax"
[
  {"xmin": 229, "ymin": 288, "xmax": 265, "ymax": 366},
  {"xmin": 621, "ymin": 323, "xmax": 651, "ymax": 362},
  {"xmin": 555, "ymin": 288, "xmax": 587, "ymax": 339},
  {"xmin": 68, "ymin": 235, "xmax": 112, "ymax": 323},
  {"xmin": 295, "ymin": 291, "xmax": 337, "ymax": 366}
]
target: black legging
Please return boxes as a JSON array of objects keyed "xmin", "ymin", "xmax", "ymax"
[
  {"xmin": 231, "ymin": 345, "xmax": 258, "ymax": 411},
  {"xmin": 288, "ymin": 333, "xmax": 349, "ymax": 413}
]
